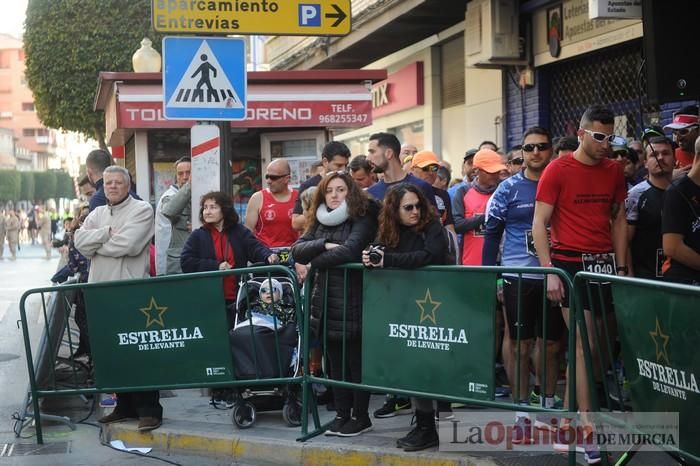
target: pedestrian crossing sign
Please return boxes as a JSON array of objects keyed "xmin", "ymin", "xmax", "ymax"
[{"xmin": 163, "ymin": 37, "xmax": 247, "ymax": 121}]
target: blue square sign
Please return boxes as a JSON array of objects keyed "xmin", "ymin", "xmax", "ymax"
[
  {"xmin": 163, "ymin": 37, "xmax": 247, "ymax": 121},
  {"xmin": 299, "ymin": 4, "xmax": 321, "ymax": 26}
]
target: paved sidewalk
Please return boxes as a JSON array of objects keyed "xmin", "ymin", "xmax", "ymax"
[{"xmin": 102, "ymin": 389, "xmax": 579, "ymax": 465}]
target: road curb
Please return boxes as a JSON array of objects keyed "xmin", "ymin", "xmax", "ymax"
[{"xmin": 103, "ymin": 423, "xmax": 498, "ymax": 466}]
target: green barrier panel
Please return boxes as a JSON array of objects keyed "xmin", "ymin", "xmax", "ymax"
[
  {"xmin": 362, "ymin": 268, "xmax": 496, "ymax": 400},
  {"xmin": 19, "ymin": 265, "xmax": 302, "ymax": 444},
  {"xmin": 82, "ymin": 275, "xmax": 234, "ymax": 388},
  {"xmin": 575, "ymin": 273, "xmax": 700, "ymax": 464}
]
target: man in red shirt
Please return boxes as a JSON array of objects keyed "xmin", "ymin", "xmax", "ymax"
[
  {"xmin": 532, "ymin": 105, "xmax": 627, "ymax": 463},
  {"xmin": 245, "ymin": 159, "xmax": 299, "ymax": 249}
]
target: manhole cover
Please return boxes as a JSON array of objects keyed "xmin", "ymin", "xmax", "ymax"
[
  {"xmin": 1, "ymin": 441, "xmax": 71, "ymax": 456},
  {"xmin": 0, "ymin": 353, "xmax": 19, "ymax": 363}
]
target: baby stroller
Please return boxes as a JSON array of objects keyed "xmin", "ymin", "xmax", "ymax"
[{"xmin": 228, "ymin": 274, "xmax": 302, "ymax": 429}]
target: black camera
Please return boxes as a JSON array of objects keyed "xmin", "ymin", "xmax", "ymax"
[{"xmin": 367, "ymin": 245, "xmax": 384, "ymax": 265}]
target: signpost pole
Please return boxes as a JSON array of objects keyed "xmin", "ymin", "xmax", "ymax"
[{"xmin": 218, "ymin": 121, "xmax": 232, "ymax": 196}]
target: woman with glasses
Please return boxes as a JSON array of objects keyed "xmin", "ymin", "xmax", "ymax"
[
  {"xmin": 362, "ymin": 183, "xmax": 447, "ymax": 452},
  {"xmin": 290, "ymin": 171, "xmax": 379, "ymax": 437},
  {"xmin": 181, "ymin": 191, "xmax": 278, "ymax": 327}
]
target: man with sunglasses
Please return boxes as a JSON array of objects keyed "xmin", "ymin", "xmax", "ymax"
[
  {"xmin": 625, "ymin": 136, "xmax": 675, "ymax": 280},
  {"xmin": 410, "ymin": 150, "xmax": 455, "ymax": 232},
  {"xmin": 245, "ymin": 158, "xmax": 298, "ymax": 249},
  {"xmin": 483, "ymin": 127, "xmax": 564, "ymax": 443},
  {"xmin": 664, "ymin": 105, "xmax": 698, "ymax": 172},
  {"xmin": 662, "ymin": 135, "xmax": 700, "ymax": 285},
  {"xmin": 456, "ymin": 149, "xmax": 506, "ymax": 265},
  {"xmin": 533, "ymin": 105, "xmax": 627, "ymax": 463}
]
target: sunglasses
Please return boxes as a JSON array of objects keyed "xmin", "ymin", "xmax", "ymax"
[
  {"xmin": 401, "ymin": 203, "xmax": 421, "ymax": 212},
  {"xmin": 521, "ymin": 142, "xmax": 552, "ymax": 152},
  {"xmin": 265, "ymin": 173, "xmax": 289, "ymax": 181},
  {"xmin": 325, "ymin": 170, "xmax": 347, "ymax": 176},
  {"xmin": 582, "ymin": 129, "xmax": 616, "ymax": 143},
  {"xmin": 672, "ymin": 125, "xmax": 698, "ymax": 136},
  {"xmin": 421, "ymin": 164, "xmax": 439, "ymax": 173},
  {"xmin": 260, "ymin": 288, "xmax": 271, "ymax": 294},
  {"xmin": 508, "ymin": 157, "xmax": 524, "ymax": 165}
]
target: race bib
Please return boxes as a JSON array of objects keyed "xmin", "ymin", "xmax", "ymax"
[
  {"xmin": 525, "ymin": 228, "xmax": 551, "ymax": 257},
  {"xmin": 581, "ymin": 253, "xmax": 616, "ymax": 275},
  {"xmin": 655, "ymin": 248, "xmax": 664, "ymax": 278},
  {"xmin": 473, "ymin": 215, "xmax": 486, "ymax": 237},
  {"xmin": 273, "ymin": 247, "xmax": 291, "ymax": 264}
]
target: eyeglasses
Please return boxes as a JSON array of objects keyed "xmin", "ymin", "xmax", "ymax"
[
  {"xmin": 421, "ymin": 164, "xmax": 439, "ymax": 173},
  {"xmin": 508, "ymin": 157, "xmax": 524, "ymax": 165},
  {"xmin": 401, "ymin": 203, "xmax": 421, "ymax": 212},
  {"xmin": 521, "ymin": 142, "xmax": 552, "ymax": 153},
  {"xmin": 582, "ymin": 129, "xmax": 616, "ymax": 143},
  {"xmin": 265, "ymin": 173, "xmax": 289, "ymax": 181},
  {"xmin": 672, "ymin": 125, "xmax": 698, "ymax": 136}
]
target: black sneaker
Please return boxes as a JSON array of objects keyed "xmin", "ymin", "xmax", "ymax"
[
  {"xmin": 324, "ymin": 416, "xmax": 350, "ymax": 436},
  {"xmin": 401, "ymin": 426, "xmax": 439, "ymax": 451},
  {"xmin": 373, "ymin": 396, "xmax": 412, "ymax": 418},
  {"xmin": 336, "ymin": 416, "xmax": 373, "ymax": 437}
]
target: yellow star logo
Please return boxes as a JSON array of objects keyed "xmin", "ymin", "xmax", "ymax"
[
  {"xmin": 649, "ymin": 317, "xmax": 670, "ymax": 365},
  {"xmin": 140, "ymin": 297, "xmax": 168, "ymax": 328},
  {"xmin": 416, "ymin": 289, "xmax": 441, "ymax": 325}
]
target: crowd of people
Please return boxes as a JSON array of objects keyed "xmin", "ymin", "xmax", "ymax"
[
  {"xmin": 36, "ymin": 102, "xmax": 699, "ymax": 462},
  {"xmin": 0, "ymin": 204, "xmax": 67, "ymax": 260}
]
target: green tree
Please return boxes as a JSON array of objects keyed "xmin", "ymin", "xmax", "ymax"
[
  {"xmin": 0, "ymin": 171, "xmax": 21, "ymax": 201},
  {"xmin": 34, "ymin": 171, "xmax": 57, "ymax": 202},
  {"xmin": 55, "ymin": 171, "xmax": 76, "ymax": 199},
  {"xmin": 24, "ymin": 0, "xmax": 164, "ymax": 149},
  {"xmin": 20, "ymin": 171, "xmax": 35, "ymax": 201}
]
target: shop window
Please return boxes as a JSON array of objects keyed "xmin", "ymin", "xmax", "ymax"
[{"xmin": 440, "ymin": 34, "xmax": 465, "ymax": 109}]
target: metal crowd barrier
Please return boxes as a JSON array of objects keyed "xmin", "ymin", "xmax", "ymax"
[
  {"xmin": 16, "ymin": 280, "xmax": 80, "ymax": 438},
  {"xmin": 574, "ymin": 272, "xmax": 700, "ymax": 465},
  {"xmin": 298, "ymin": 264, "xmax": 584, "ymax": 466},
  {"xmin": 18, "ymin": 265, "xmax": 302, "ymax": 444}
]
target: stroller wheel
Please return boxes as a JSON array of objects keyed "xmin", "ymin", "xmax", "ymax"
[
  {"xmin": 232, "ymin": 401, "xmax": 256, "ymax": 428},
  {"xmin": 282, "ymin": 400, "xmax": 303, "ymax": 427}
]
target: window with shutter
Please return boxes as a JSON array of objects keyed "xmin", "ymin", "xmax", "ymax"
[{"xmin": 440, "ymin": 35, "xmax": 465, "ymax": 109}]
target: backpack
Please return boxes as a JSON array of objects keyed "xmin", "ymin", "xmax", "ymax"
[{"xmin": 421, "ymin": 226, "xmax": 458, "ymax": 265}]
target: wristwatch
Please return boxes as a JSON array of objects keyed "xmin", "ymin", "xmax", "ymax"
[{"xmin": 616, "ymin": 266, "xmax": 629, "ymax": 275}]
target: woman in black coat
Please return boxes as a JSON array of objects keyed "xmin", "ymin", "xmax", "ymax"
[
  {"xmin": 181, "ymin": 191, "xmax": 277, "ymax": 324},
  {"xmin": 291, "ymin": 171, "xmax": 378, "ymax": 438},
  {"xmin": 362, "ymin": 183, "xmax": 447, "ymax": 452}
]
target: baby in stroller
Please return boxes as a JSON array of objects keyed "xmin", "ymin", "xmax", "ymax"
[
  {"xmin": 234, "ymin": 278, "xmax": 295, "ymax": 332},
  {"xmin": 227, "ymin": 277, "xmax": 302, "ymax": 428}
]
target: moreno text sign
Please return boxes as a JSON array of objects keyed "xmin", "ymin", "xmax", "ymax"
[{"xmin": 152, "ymin": 0, "xmax": 351, "ymax": 36}]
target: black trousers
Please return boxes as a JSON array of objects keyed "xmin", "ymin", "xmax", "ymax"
[
  {"xmin": 326, "ymin": 339, "xmax": 369, "ymax": 418},
  {"xmin": 115, "ymin": 391, "xmax": 163, "ymax": 419}
]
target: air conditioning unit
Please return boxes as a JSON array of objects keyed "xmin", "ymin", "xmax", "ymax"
[{"xmin": 465, "ymin": 0, "xmax": 525, "ymax": 67}]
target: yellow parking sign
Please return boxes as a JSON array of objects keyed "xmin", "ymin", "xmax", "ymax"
[{"xmin": 152, "ymin": 0, "xmax": 351, "ymax": 36}]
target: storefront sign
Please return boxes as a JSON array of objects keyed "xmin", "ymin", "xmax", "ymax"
[
  {"xmin": 83, "ymin": 276, "xmax": 233, "ymax": 388},
  {"xmin": 362, "ymin": 269, "xmax": 495, "ymax": 400},
  {"xmin": 371, "ymin": 62, "xmax": 424, "ymax": 119},
  {"xmin": 118, "ymin": 100, "xmax": 372, "ymax": 128},
  {"xmin": 589, "ymin": 0, "xmax": 642, "ymax": 19},
  {"xmin": 533, "ymin": 0, "xmax": 641, "ymax": 66},
  {"xmin": 152, "ymin": 0, "xmax": 351, "ymax": 36}
]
